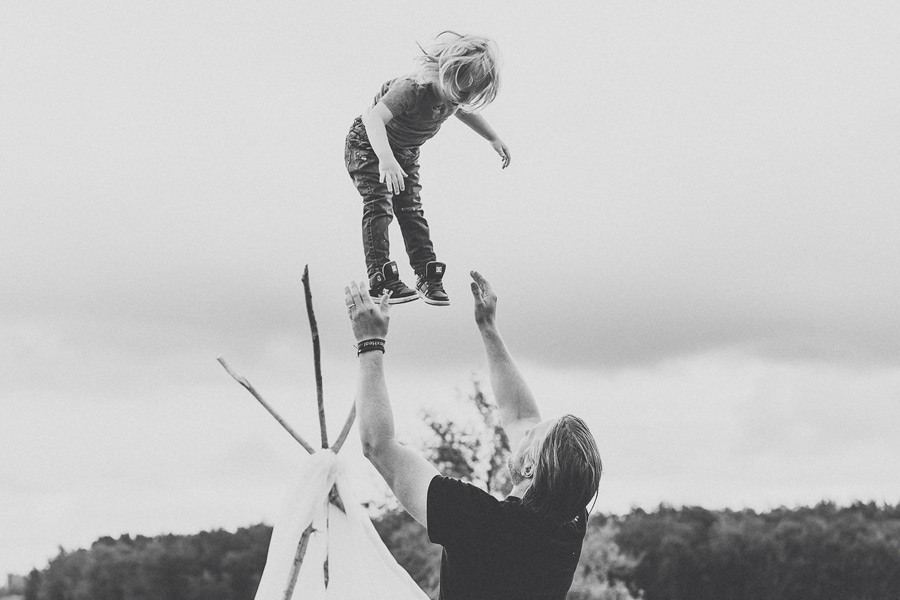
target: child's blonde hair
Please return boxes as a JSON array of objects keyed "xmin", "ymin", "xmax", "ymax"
[{"xmin": 415, "ymin": 31, "xmax": 501, "ymax": 111}]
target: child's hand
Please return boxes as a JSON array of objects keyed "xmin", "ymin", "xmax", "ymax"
[
  {"xmin": 491, "ymin": 140, "xmax": 511, "ymax": 169},
  {"xmin": 379, "ymin": 159, "xmax": 407, "ymax": 195}
]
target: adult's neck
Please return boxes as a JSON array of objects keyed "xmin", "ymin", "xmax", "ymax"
[{"xmin": 509, "ymin": 480, "xmax": 532, "ymax": 499}]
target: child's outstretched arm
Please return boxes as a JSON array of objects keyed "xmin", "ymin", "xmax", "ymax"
[
  {"xmin": 455, "ymin": 111, "xmax": 511, "ymax": 168},
  {"xmin": 362, "ymin": 103, "xmax": 407, "ymax": 194}
]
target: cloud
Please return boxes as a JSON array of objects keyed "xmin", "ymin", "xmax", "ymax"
[{"xmin": 3, "ymin": 0, "xmax": 900, "ymax": 373}]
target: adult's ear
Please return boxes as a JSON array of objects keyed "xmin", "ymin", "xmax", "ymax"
[{"xmin": 521, "ymin": 457, "xmax": 535, "ymax": 479}]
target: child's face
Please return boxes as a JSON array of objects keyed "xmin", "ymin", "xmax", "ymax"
[
  {"xmin": 440, "ymin": 78, "xmax": 480, "ymax": 106},
  {"xmin": 454, "ymin": 85, "xmax": 473, "ymax": 105}
]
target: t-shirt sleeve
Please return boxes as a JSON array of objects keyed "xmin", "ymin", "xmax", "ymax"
[
  {"xmin": 427, "ymin": 475, "xmax": 498, "ymax": 547},
  {"xmin": 376, "ymin": 78, "xmax": 419, "ymax": 118}
]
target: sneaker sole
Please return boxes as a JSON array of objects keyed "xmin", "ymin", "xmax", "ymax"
[
  {"xmin": 387, "ymin": 294, "xmax": 419, "ymax": 305},
  {"xmin": 417, "ymin": 291, "xmax": 450, "ymax": 306},
  {"xmin": 369, "ymin": 290, "xmax": 420, "ymax": 305}
]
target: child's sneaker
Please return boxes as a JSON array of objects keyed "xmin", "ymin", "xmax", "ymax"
[
  {"xmin": 369, "ymin": 261, "xmax": 418, "ymax": 304},
  {"xmin": 416, "ymin": 261, "xmax": 450, "ymax": 306}
]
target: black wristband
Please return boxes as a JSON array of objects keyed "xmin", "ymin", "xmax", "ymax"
[{"xmin": 357, "ymin": 338, "xmax": 385, "ymax": 355}]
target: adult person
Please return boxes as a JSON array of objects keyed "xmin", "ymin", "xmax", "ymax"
[{"xmin": 344, "ymin": 271, "xmax": 602, "ymax": 600}]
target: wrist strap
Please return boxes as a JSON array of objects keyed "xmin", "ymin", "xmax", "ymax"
[{"xmin": 357, "ymin": 338, "xmax": 385, "ymax": 355}]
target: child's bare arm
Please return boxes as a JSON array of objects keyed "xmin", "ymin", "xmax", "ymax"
[
  {"xmin": 362, "ymin": 102, "xmax": 407, "ymax": 194},
  {"xmin": 455, "ymin": 111, "xmax": 511, "ymax": 168}
]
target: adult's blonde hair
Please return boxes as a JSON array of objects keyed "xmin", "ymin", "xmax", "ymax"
[
  {"xmin": 522, "ymin": 415, "xmax": 603, "ymax": 524},
  {"xmin": 415, "ymin": 31, "xmax": 502, "ymax": 111}
]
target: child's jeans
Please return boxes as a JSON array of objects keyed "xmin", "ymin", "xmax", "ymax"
[{"xmin": 345, "ymin": 117, "xmax": 437, "ymax": 279}]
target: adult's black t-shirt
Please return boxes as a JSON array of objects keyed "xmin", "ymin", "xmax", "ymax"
[{"xmin": 427, "ymin": 475, "xmax": 587, "ymax": 600}]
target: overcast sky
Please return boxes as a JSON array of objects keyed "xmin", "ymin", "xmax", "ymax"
[{"xmin": 2, "ymin": 0, "xmax": 899, "ymax": 577}]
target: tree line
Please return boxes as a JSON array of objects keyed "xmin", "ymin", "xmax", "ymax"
[
  {"xmin": 610, "ymin": 501, "xmax": 900, "ymax": 600},
  {"xmin": 21, "ymin": 384, "xmax": 900, "ymax": 599},
  {"xmin": 21, "ymin": 501, "xmax": 900, "ymax": 600}
]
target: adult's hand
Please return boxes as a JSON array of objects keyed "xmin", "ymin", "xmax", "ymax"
[
  {"xmin": 345, "ymin": 282, "xmax": 390, "ymax": 342},
  {"xmin": 470, "ymin": 271, "xmax": 497, "ymax": 329}
]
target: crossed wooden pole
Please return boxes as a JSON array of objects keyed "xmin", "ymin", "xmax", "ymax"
[{"xmin": 217, "ymin": 265, "xmax": 354, "ymax": 598}]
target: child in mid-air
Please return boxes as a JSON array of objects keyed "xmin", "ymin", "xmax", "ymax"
[{"xmin": 345, "ymin": 31, "xmax": 510, "ymax": 306}]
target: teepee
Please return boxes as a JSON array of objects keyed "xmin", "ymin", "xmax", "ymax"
[{"xmin": 218, "ymin": 267, "xmax": 429, "ymax": 600}]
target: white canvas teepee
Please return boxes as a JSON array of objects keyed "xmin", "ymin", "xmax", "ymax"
[
  {"xmin": 254, "ymin": 451, "xmax": 429, "ymax": 600},
  {"xmin": 219, "ymin": 267, "xmax": 429, "ymax": 600}
]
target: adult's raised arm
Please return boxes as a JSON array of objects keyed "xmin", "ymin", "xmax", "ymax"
[
  {"xmin": 346, "ymin": 283, "xmax": 438, "ymax": 527},
  {"xmin": 469, "ymin": 271, "xmax": 542, "ymax": 451}
]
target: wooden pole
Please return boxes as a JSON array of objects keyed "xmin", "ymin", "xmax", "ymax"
[
  {"xmin": 283, "ymin": 524, "xmax": 316, "ymax": 600},
  {"xmin": 217, "ymin": 357, "xmax": 315, "ymax": 455},
  {"xmin": 330, "ymin": 404, "xmax": 356, "ymax": 454},
  {"xmin": 302, "ymin": 265, "xmax": 329, "ymax": 449}
]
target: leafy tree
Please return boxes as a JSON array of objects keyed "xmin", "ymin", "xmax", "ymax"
[
  {"xmin": 29, "ymin": 526, "xmax": 271, "ymax": 600},
  {"xmin": 24, "ymin": 568, "xmax": 41, "ymax": 600},
  {"xmin": 569, "ymin": 515, "xmax": 643, "ymax": 600},
  {"xmin": 420, "ymin": 378, "xmax": 512, "ymax": 496},
  {"xmin": 372, "ymin": 509, "xmax": 442, "ymax": 597},
  {"xmin": 613, "ymin": 502, "xmax": 900, "ymax": 600}
]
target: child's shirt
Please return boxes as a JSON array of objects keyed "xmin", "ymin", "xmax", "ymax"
[{"xmin": 373, "ymin": 77, "xmax": 459, "ymax": 150}]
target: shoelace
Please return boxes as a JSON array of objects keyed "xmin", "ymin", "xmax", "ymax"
[
  {"xmin": 419, "ymin": 279, "xmax": 445, "ymax": 291},
  {"xmin": 384, "ymin": 280, "xmax": 412, "ymax": 291}
]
